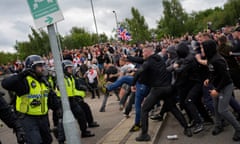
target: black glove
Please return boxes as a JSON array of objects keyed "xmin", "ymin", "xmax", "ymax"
[
  {"xmin": 18, "ymin": 68, "xmax": 34, "ymax": 78},
  {"xmin": 76, "ymin": 97, "xmax": 84, "ymax": 103},
  {"xmin": 56, "ymin": 108, "xmax": 63, "ymax": 118},
  {"xmin": 0, "ymin": 91, "xmax": 5, "ymax": 97},
  {"xmin": 77, "ymin": 84, "xmax": 88, "ymax": 91},
  {"xmin": 13, "ymin": 120, "xmax": 26, "ymax": 144},
  {"xmin": 14, "ymin": 127, "xmax": 26, "ymax": 144}
]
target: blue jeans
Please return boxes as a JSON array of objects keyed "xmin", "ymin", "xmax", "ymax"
[
  {"xmin": 100, "ymin": 76, "xmax": 133, "ymax": 111},
  {"xmin": 135, "ymin": 82, "xmax": 150, "ymax": 125},
  {"xmin": 203, "ymin": 84, "xmax": 214, "ymax": 114},
  {"xmin": 107, "ymin": 75, "xmax": 133, "ymax": 91},
  {"xmin": 98, "ymin": 63, "xmax": 104, "ymax": 72}
]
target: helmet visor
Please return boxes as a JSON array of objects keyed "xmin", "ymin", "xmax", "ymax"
[{"xmin": 32, "ymin": 60, "xmax": 45, "ymax": 67}]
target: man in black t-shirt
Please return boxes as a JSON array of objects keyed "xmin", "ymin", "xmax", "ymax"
[
  {"xmin": 105, "ymin": 64, "xmax": 118, "ymax": 82},
  {"xmin": 99, "ymin": 64, "xmax": 119, "ymax": 112}
]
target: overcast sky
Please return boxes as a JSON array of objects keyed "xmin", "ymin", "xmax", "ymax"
[{"xmin": 0, "ymin": 0, "xmax": 227, "ymax": 53}]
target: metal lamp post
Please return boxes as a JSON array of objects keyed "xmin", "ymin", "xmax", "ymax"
[
  {"xmin": 112, "ymin": 10, "xmax": 119, "ymax": 30},
  {"xmin": 90, "ymin": 0, "xmax": 99, "ymax": 43},
  {"xmin": 112, "ymin": 10, "xmax": 119, "ymax": 40}
]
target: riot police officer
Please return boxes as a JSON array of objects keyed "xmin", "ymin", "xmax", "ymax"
[
  {"xmin": 54, "ymin": 60, "xmax": 94, "ymax": 143},
  {"xmin": 1, "ymin": 55, "xmax": 59, "ymax": 144},
  {"xmin": 74, "ymin": 73, "xmax": 100, "ymax": 128},
  {"xmin": 0, "ymin": 91, "xmax": 25, "ymax": 144}
]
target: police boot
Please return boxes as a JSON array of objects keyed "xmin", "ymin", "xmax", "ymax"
[
  {"xmin": 99, "ymin": 106, "xmax": 105, "ymax": 112},
  {"xmin": 81, "ymin": 130, "xmax": 95, "ymax": 138},
  {"xmin": 233, "ymin": 130, "xmax": 240, "ymax": 141},
  {"xmin": 88, "ymin": 121, "xmax": 100, "ymax": 128}
]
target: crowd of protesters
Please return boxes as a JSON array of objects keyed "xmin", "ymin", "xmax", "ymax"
[{"xmin": 1, "ymin": 23, "xmax": 240, "ymax": 143}]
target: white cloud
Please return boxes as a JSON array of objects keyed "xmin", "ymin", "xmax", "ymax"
[{"xmin": 181, "ymin": 0, "xmax": 227, "ymax": 13}]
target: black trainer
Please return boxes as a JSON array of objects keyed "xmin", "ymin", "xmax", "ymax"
[
  {"xmin": 81, "ymin": 130, "xmax": 95, "ymax": 138},
  {"xmin": 204, "ymin": 118, "xmax": 214, "ymax": 125},
  {"xmin": 233, "ymin": 130, "xmax": 240, "ymax": 141},
  {"xmin": 150, "ymin": 114, "xmax": 163, "ymax": 121},
  {"xmin": 135, "ymin": 134, "xmax": 151, "ymax": 141},
  {"xmin": 184, "ymin": 127, "xmax": 193, "ymax": 137},
  {"xmin": 212, "ymin": 126, "xmax": 223, "ymax": 136},
  {"xmin": 88, "ymin": 121, "xmax": 100, "ymax": 128},
  {"xmin": 193, "ymin": 123, "xmax": 204, "ymax": 134},
  {"xmin": 99, "ymin": 107, "xmax": 105, "ymax": 112}
]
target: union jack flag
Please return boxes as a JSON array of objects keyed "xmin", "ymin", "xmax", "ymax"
[{"xmin": 117, "ymin": 27, "xmax": 131, "ymax": 41}]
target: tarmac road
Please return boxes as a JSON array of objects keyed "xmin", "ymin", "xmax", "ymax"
[
  {"xmin": 80, "ymin": 94, "xmax": 124, "ymax": 144},
  {"xmin": 157, "ymin": 89, "xmax": 240, "ymax": 144},
  {"xmin": 157, "ymin": 113, "xmax": 239, "ymax": 144}
]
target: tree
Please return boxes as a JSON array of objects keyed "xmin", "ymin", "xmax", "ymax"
[
  {"xmin": 155, "ymin": 0, "xmax": 240, "ymax": 37},
  {"xmin": 0, "ymin": 52, "xmax": 17, "ymax": 65},
  {"xmin": 99, "ymin": 33, "xmax": 108, "ymax": 43},
  {"xmin": 194, "ymin": 9, "xmax": 214, "ymax": 32},
  {"xmin": 125, "ymin": 7, "xmax": 151, "ymax": 43},
  {"xmin": 62, "ymin": 27, "xmax": 108, "ymax": 49},
  {"xmin": 223, "ymin": 0, "xmax": 240, "ymax": 26},
  {"xmin": 157, "ymin": 0, "xmax": 188, "ymax": 37},
  {"xmin": 64, "ymin": 27, "xmax": 92, "ymax": 49},
  {"xmin": 15, "ymin": 27, "xmax": 50, "ymax": 60}
]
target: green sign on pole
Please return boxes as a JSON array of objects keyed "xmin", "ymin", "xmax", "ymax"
[{"xmin": 27, "ymin": 0, "xmax": 64, "ymax": 28}]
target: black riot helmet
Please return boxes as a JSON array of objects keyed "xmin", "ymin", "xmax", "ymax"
[
  {"xmin": 62, "ymin": 60, "xmax": 74, "ymax": 74},
  {"xmin": 25, "ymin": 55, "xmax": 45, "ymax": 69}
]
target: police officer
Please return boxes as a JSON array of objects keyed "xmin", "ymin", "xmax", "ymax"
[
  {"xmin": 1, "ymin": 55, "xmax": 59, "ymax": 144},
  {"xmin": 55, "ymin": 60, "xmax": 94, "ymax": 141},
  {"xmin": 0, "ymin": 91, "xmax": 25, "ymax": 144},
  {"xmin": 74, "ymin": 75, "xmax": 100, "ymax": 128}
]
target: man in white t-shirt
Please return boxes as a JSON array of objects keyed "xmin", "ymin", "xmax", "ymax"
[{"xmin": 85, "ymin": 66, "xmax": 100, "ymax": 99}]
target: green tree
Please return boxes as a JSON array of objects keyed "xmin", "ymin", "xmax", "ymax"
[
  {"xmin": 15, "ymin": 28, "xmax": 50, "ymax": 60},
  {"xmin": 191, "ymin": 8, "xmax": 217, "ymax": 32},
  {"xmin": 17, "ymin": 41, "xmax": 32, "ymax": 60},
  {"xmin": 125, "ymin": 7, "xmax": 151, "ymax": 43},
  {"xmin": 99, "ymin": 33, "xmax": 108, "ymax": 43},
  {"xmin": 0, "ymin": 52, "xmax": 17, "ymax": 65},
  {"xmin": 155, "ymin": 0, "xmax": 240, "ymax": 37},
  {"xmin": 63, "ymin": 27, "xmax": 92, "ymax": 49},
  {"xmin": 223, "ymin": 0, "xmax": 240, "ymax": 26},
  {"xmin": 62, "ymin": 27, "xmax": 108, "ymax": 49},
  {"xmin": 157, "ymin": 0, "xmax": 188, "ymax": 37}
]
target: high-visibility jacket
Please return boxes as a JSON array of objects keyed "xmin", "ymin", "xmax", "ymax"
[
  {"xmin": 56, "ymin": 76, "xmax": 85, "ymax": 98},
  {"xmin": 48, "ymin": 76, "xmax": 54, "ymax": 88},
  {"xmin": 16, "ymin": 76, "xmax": 49, "ymax": 115}
]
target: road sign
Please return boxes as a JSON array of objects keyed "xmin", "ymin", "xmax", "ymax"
[{"xmin": 27, "ymin": 0, "xmax": 64, "ymax": 28}]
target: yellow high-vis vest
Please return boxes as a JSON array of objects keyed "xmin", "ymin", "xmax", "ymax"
[
  {"xmin": 56, "ymin": 76, "xmax": 85, "ymax": 98},
  {"xmin": 16, "ymin": 76, "xmax": 49, "ymax": 115},
  {"xmin": 48, "ymin": 76, "xmax": 54, "ymax": 88}
]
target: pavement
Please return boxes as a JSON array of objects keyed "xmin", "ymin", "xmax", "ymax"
[{"xmin": 96, "ymin": 111, "xmax": 165, "ymax": 144}]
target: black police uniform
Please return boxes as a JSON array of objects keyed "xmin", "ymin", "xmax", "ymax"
[
  {"xmin": 1, "ymin": 55, "xmax": 59, "ymax": 144},
  {"xmin": 0, "ymin": 91, "xmax": 25, "ymax": 144}
]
